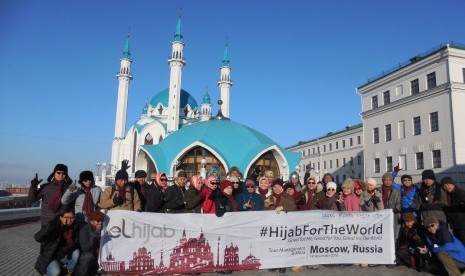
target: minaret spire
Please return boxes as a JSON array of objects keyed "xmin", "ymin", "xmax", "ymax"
[
  {"xmin": 167, "ymin": 16, "xmax": 186, "ymax": 133},
  {"xmin": 111, "ymin": 32, "xmax": 133, "ymax": 171},
  {"xmin": 218, "ymin": 39, "xmax": 233, "ymax": 118}
]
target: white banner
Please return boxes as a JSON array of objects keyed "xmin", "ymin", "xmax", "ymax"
[{"xmin": 99, "ymin": 209, "xmax": 395, "ymax": 274}]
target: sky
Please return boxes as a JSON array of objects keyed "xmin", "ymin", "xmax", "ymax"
[{"xmin": 0, "ymin": 0, "xmax": 464, "ymax": 185}]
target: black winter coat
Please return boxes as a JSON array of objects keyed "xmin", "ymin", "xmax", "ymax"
[
  {"xmin": 444, "ymin": 187, "xmax": 465, "ymax": 230},
  {"xmin": 145, "ymin": 184, "xmax": 166, "ymax": 212}
]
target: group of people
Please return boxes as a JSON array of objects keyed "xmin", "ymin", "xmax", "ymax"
[{"xmin": 29, "ymin": 161, "xmax": 465, "ymax": 276}]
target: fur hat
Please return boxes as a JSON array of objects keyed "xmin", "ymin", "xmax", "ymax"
[
  {"xmin": 88, "ymin": 211, "xmax": 105, "ymax": 222},
  {"xmin": 176, "ymin": 170, "xmax": 187, "ymax": 178},
  {"xmin": 48, "ymin": 163, "xmax": 69, "ymax": 182},
  {"xmin": 366, "ymin": 177, "xmax": 378, "ymax": 188},
  {"xmin": 341, "ymin": 178, "xmax": 354, "ymax": 191},
  {"xmin": 422, "ymin": 169, "xmax": 436, "ymax": 181},
  {"xmin": 272, "ymin": 178, "xmax": 284, "ymax": 187},
  {"xmin": 423, "ymin": 215, "xmax": 439, "ymax": 226},
  {"xmin": 135, "ymin": 170, "xmax": 147, "ymax": 178},
  {"xmin": 264, "ymin": 170, "xmax": 274, "ymax": 178},
  {"xmin": 326, "ymin": 182, "xmax": 337, "ymax": 191},
  {"xmin": 441, "ymin": 177, "xmax": 455, "ymax": 186},
  {"xmin": 115, "ymin": 169, "xmax": 128, "ymax": 181},
  {"xmin": 401, "ymin": 174, "xmax": 412, "ymax": 182},
  {"xmin": 219, "ymin": 180, "xmax": 233, "ymax": 192},
  {"xmin": 78, "ymin": 171, "xmax": 94, "ymax": 184},
  {"xmin": 382, "ymin": 172, "xmax": 393, "ymax": 181},
  {"xmin": 283, "ymin": 182, "xmax": 295, "ymax": 191},
  {"xmin": 402, "ymin": 212, "xmax": 416, "ymax": 222}
]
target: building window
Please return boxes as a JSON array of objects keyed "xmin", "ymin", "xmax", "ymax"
[
  {"xmin": 413, "ymin": 116, "xmax": 421, "ymax": 136},
  {"xmin": 312, "ymin": 148, "xmax": 315, "ymax": 154},
  {"xmin": 411, "ymin": 79, "xmax": 419, "ymax": 95},
  {"xmin": 336, "ymin": 175, "xmax": 340, "ymax": 184},
  {"xmin": 432, "ymin": 150, "xmax": 441, "ymax": 168},
  {"xmin": 374, "ymin": 158, "xmax": 380, "ymax": 173},
  {"xmin": 385, "ymin": 124, "xmax": 392, "ymax": 141},
  {"xmin": 357, "ymin": 155, "xmax": 361, "ymax": 165},
  {"xmin": 400, "ymin": 155, "xmax": 407, "ymax": 170},
  {"xmin": 416, "ymin": 152, "xmax": 424, "ymax": 170},
  {"xmin": 427, "ymin": 72, "xmax": 436, "ymax": 89},
  {"xmin": 372, "ymin": 95, "xmax": 378, "ymax": 109},
  {"xmin": 324, "ymin": 161, "xmax": 327, "ymax": 170},
  {"xmin": 357, "ymin": 135, "xmax": 361, "ymax": 144},
  {"xmin": 343, "ymin": 158, "xmax": 346, "ymax": 167},
  {"xmin": 430, "ymin": 112, "xmax": 439, "ymax": 132},
  {"xmin": 336, "ymin": 159, "xmax": 339, "ymax": 168},
  {"xmin": 383, "ymin": 90, "xmax": 390, "ymax": 105},
  {"xmin": 463, "ymin": 68, "xmax": 465, "ymax": 83},
  {"xmin": 323, "ymin": 145, "xmax": 326, "ymax": 152},
  {"xmin": 336, "ymin": 141, "xmax": 339, "ymax": 149},
  {"xmin": 349, "ymin": 138, "xmax": 353, "ymax": 146},
  {"xmin": 330, "ymin": 160, "xmax": 333, "ymax": 169},
  {"xmin": 342, "ymin": 140, "xmax": 346, "ymax": 148},
  {"xmin": 329, "ymin": 143, "xmax": 332, "ymax": 151},
  {"xmin": 373, "ymin": 127, "xmax": 379, "ymax": 144},
  {"xmin": 396, "ymin": 85, "xmax": 403, "ymax": 96},
  {"xmin": 386, "ymin": 156, "xmax": 393, "ymax": 172},
  {"xmin": 398, "ymin": 120, "xmax": 405, "ymax": 139},
  {"xmin": 318, "ymin": 162, "xmax": 320, "ymax": 170},
  {"xmin": 350, "ymin": 157, "xmax": 353, "ymax": 166}
]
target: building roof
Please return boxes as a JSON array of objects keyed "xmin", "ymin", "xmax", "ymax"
[
  {"xmin": 148, "ymin": 88, "xmax": 198, "ymax": 111},
  {"xmin": 288, "ymin": 123, "xmax": 363, "ymax": 148},
  {"xmin": 141, "ymin": 120, "xmax": 300, "ymax": 174}
]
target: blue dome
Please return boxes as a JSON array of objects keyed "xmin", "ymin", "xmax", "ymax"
[
  {"xmin": 141, "ymin": 120, "xmax": 300, "ymax": 174},
  {"xmin": 148, "ymin": 88, "xmax": 198, "ymax": 111}
]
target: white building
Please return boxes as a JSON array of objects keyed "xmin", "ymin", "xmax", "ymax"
[{"xmin": 289, "ymin": 43, "xmax": 465, "ymax": 186}]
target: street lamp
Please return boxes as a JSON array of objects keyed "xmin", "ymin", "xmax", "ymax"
[
  {"xmin": 282, "ymin": 162, "xmax": 287, "ymax": 180},
  {"xmin": 200, "ymin": 158, "xmax": 207, "ymax": 179},
  {"xmin": 96, "ymin": 163, "xmax": 102, "ymax": 175}
]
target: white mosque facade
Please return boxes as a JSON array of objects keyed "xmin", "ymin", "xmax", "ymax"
[{"xmin": 108, "ymin": 18, "xmax": 300, "ymax": 182}]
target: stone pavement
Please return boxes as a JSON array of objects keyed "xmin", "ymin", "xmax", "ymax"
[{"xmin": 0, "ymin": 221, "xmax": 436, "ymax": 276}]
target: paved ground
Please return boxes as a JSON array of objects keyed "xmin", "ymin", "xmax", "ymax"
[{"xmin": 0, "ymin": 221, "xmax": 436, "ymax": 276}]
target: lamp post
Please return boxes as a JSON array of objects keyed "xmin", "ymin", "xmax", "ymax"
[
  {"xmin": 282, "ymin": 162, "xmax": 287, "ymax": 180},
  {"xmin": 96, "ymin": 163, "xmax": 102, "ymax": 176},
  {"xmin": 200, "ymin": 158, "xmax": 207, "ymax": 179}
]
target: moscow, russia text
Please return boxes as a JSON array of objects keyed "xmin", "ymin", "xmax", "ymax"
[{"xmin": 259, "ymin": 224, "xmax": 383, "ymax": 241}]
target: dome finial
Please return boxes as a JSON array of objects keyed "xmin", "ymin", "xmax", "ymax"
[
  {"xmin": 174, "ymin": 9, "xmax": 183, "ymax": 42},
  {"xmin": 211, "ymin": 99, "xmax": 229, "ymax": 120},
  {"xmin": 122, "ymin": 28, "xmax": 131, "ymax": 59},
  {"xmin": 222, "ymin": 37, "xmax": 230, "ymax": 66}
]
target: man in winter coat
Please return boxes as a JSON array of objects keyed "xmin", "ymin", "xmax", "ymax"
[
  {"xmin": 100, "ymin": 168, "xmax": 141, "ymax": 211},
  {"xmin": 34, "ymin": 206, "xmax": 80, "ymax": 276},
  {"xmin": 28, "ymin": 164, "xmax": 73, "ymax": 225},
  {"xmin": 442, "ymin": 176, "xmax": 465, "ymax": 244},
  {"xmin": 78, "ymin": 210, "xmax": 105, "ymax": 276}
]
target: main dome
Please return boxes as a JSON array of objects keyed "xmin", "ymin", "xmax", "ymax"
[{"xmin": 148, "ymin": 88, "xmax": 198, "ymax": 110}]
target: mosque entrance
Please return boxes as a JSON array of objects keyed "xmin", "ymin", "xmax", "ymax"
[
  {"xmin": 247, "ymin": 151, "xmax": 279, "ymax": 182},
  {"xmin": 177, "ymin": 146, "xmax": 226, "ymax": 179}
]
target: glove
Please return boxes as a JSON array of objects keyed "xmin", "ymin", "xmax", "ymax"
[
  {"xmin": 113, "ymin": 197, "xmax": 123, "ymax": 206},
  {"xmin": 394, "ymin": 163, "xmax": 401, "ymax": 173},
  {"xmin": 372, "ymin": 196, "xmax": 381, "ymax": 204},
  {"xmin": 275, "ymin": 206, "xmax": 284, "ymax": 214},
  {"xmin": 64, "ymin": 176, "xmax": 73, "ymax": 185},
  {"xmin": 30, "ymin": 173, "xmax": 43, "ymax": 187},
  {"xmin": 121, "ymin": 159, "xmax": 130, "ymax": 171},
  {"xmin": 67, "ymin": 183, "xmax": 77, "ymax": 191}
]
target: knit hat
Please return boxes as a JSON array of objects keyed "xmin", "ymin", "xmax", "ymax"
[
  {"xmin": 78, "ymin": 170, "xmax": 94, "ymax": 184},
  {"xmin": 422, "ymin": 169, "xmax": 436, "ymax": 180},
  {"xmin": 244, "ymin": 179, "xmax": 255, "ymax": 187},
  {"xmin": 326, "ymin": 182, "xmax": 337, "ymax": 191},
  {"xmin": 402, "ymin": 212, "xmax": 416, "ymax": 222},
  {"xmin": 219, "ymin": 180, "xmax": 233, "ymax": 192},
  {"xmin": 264, "ymin": 170, "xmax": 274, "ymax": 178},
  {"xmin": 115, "ymin": 169, "xmax": 128, "ymax": 181},
  {"xmin": 366, "ymin": 177, "xmax": 378, "ymax": 188},
  {"xmin": 176, "ymin": 170, "xmax": 187, "ymax": 178},
  {"xmin": 272, "ymin": 178, "xmax": 284, "ymax": 187},
  {"xmin": 88, "ymin": 211, "xmax": 105, "ymax": 222},
  {"xmin": 441, "ymin": 177, "xmax": 455, "ymax": 186},
  {"xmin": 283, "ymin": 182, "xmax": 295, "ymax": 191},
  {"xmin": 423, "ymin": 215, "xmax": 439, "ymax": 227},
  {"xmin": 382, "ymin": 172, "xmax": 393, "ymax": 180},
  {"xmin": 341, "ymin": 178, "xmax": 354, "ymax": 191},
  {"xmin": 229, "ymin": 176, "xmax": 239, "ymax": 183},
  {"xmin": 190, "ymin": 175, "xmax": 202, "ymax": 186},
  {"xmin": 401, "ymin": 174, "xmax": 412, "ymax": 182},
  {"xmin": 135, "ymin": 170, "xmax": 147, "ymax": 178}
]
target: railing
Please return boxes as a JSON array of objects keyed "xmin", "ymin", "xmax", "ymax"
[{"xmin": 0, "ymin": 207, "xmax": 41, "ymax": 228}]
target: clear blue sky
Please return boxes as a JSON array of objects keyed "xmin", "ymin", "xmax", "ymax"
[{"xmin": 1, "ymin": 0, "xmax": 464, "ymax": 185}]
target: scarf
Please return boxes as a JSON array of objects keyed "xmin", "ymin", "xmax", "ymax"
[
  {"xmin": 62, "ymin": 227, "xmax": 74, "ymax": 247},
  {"xmin": 118, "ymin": 184, "xmax": 127, "ymax": 203},
  {"xmin": 83, "ymin": 186, "xmax": 93, "ymax": 216},
  {"xmin": 382, "ymin": 185, "xmax": 392, "ymax": 208},
  {"xmin": 273, "ymin": 192, "xmax": 283, "ymax": 207},
  {"xmin": 305, "ymin": 189, "xmax": 316, "ymax": 208},
  {"xmin": 223, "ymin": 192, "xmax": 238, "ymax": 211},
  {"xmin": 258, "ymin": 188, "xmax": 268, "ymax": 201},
  {"xmin": 49, "ymin": 181, "xmax": 63, "ymax": 212},
  {"xmin": 140, "ymin": 184, "xmax": 147, "ymax": 200}
]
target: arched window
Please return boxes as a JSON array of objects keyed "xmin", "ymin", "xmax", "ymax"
[
  {"xmin": 177, "ymin": 146, "xmax": 225, "ymax": 179},
  {"xmin": 246, "ymin": 151, "xmax": 279, "ymax": 181},
  {"xmin": 184, "ymin": 106, "xmax": 189, "ymax": 117},
  {"xmin": 144, "ymin": 133, "xmax": 153, "ymax": 145}
]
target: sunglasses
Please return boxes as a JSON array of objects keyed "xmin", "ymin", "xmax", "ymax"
[
  {"xmin": 307, "ymin": 182, "xmax": 316, "ymax": 184},
  {"xmin": 427, "ymin": 224, "xmax": 436, "ymax": 228},
  {"xmin": 231, "ymin": 182, "xmax": 239, "ymax": 184},
  {"xmin": 327, "ymin": 188, "xmax": 336, "ymax": 191},
  {"xmin": 160, "ymin": 178, "xmax": 167, "ymax": 181},
  {"xmin": 246, "ymin": 185, "xmax": 255, "ymax": 188},
  {"xmin": 55, "ymin": 171, "xmax": 66, "ymax": 175},
  {"xmin": 210, "ymin": 182, "xmax": 218, "ymax": 185}
]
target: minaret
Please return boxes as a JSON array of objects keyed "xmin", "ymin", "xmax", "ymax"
[
  {"xmin": 200, "ymin": 88, "xmax": 212, "ymax": 121},
  {"xmin": 111, "ymin": 34, "xmax": 133, "ymax": 168},
  {"xmin": 167, "ymin": 17, "xmax": 186, "ymax": 132},
  {"xmin": 217, "ymin": 43, "xmax": 233, "ymax": 118}
]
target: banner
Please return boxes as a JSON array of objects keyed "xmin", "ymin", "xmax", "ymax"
[{"xmin": 99, "ymin": 209, "xmax": 395, "ymax": 274}]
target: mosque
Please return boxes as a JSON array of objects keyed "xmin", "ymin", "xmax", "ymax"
[{"xmin": 109, "ymin": 17, "xmax": 300, "ymax": 181}]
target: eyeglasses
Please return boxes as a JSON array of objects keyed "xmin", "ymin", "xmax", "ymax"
[
  {"xmin": 55, "ymin": 171, "xmax": 66, "ymax": 175},
  {"xmin": 210, "ymin": 182, "xmax": 218, "ymax": 185},
  {"xmin": 160, "ymin": 178, "xmax": 167, "ymax": 181},
  {"xmin": 327, "ymin": 188, "xmax": 336, "ymax": 191}
]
